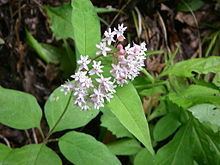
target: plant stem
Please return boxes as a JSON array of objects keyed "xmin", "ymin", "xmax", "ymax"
[
  {"xmin": 44, "ymin": 92, "xmax": 73, "ymax": 143},
  {"xmin": 38, "ymin": 127, "xmax": 45, "ymax": 140},
  {"xmin": 141, "ymin": 68, "xmax": 155, "ymax": 83},
  {"xmin": 47, "ymin": 138, "xmax": 59, "ymax": 143}
]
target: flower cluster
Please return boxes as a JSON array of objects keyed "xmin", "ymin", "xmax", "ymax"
[{"xmin": 61, "ymin": 24, "xmax": 147, "ymax": 110}]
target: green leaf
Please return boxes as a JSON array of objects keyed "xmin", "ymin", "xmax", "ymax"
[
  {"xmin": 188, "ymin": 104, "xmax": 220, "ymax": 132},
  {"xmin": 0, "ymin": 87, "xmax": 42, "ymax": 129},
  {"xmin": 26, "ymin": 30, "xmax": 60, "ymax": 64},
  {"xmin": 139, "ymin": 85, "xmax": 166, "ymax": 96},
  {"xmin": 213, "ymin": 72, "xmax": 220, "ymax": 88},
  {"xmin": 161, "ymin": 56, "xmax": 220, "ymax": 77},
  {"xmin": 148, "ymin": 101, "xmax": 167, "ymax": 121},
  {"xmin": 45, "ymin": 86, "xmax": 99, "ymax": 133},
  {"xmin": 71, "ymin": 0, "xmax": 101, "ymax": 58},
  {"xmin": 107, "ymin": 83, "xmax": 154, "ymax": 154},
  {"xmin": 177, "ymin": 0, "xmax": 204, "ymax": 12},
  {"xmin": 100, "ymin": 109, "xmax": 132, "ymax": 138},
  {"xmin": 59, "ymin": 131, "xmax": 121, "ymax": 165},
  {"xmin": 26, "ymin": 30, "xmax": 75, "ymax": 76},
  {"xmin": 2, "ymin": 144, "xmax": 61, "ymax": 165},
  {"xmin": 45, "ymin": 3, "xmax": 74, "ymax": 40},
  {"xmin": 168, "ymin": 85, "xmax": 220, "ymax": 109},
  {"xmin": 153, "ymin": 113, "xmax": 181, "ymax": 141},
  {"xmin": 155, "ymin": 120, "xmax": 194, "ymax": 165},
  {"xmin": 191, "ymin": 118, "xmax": 220, "ymax": 165},
  {"xmin": 0, "ymin": 144, "xmax": 11, "ymax": 165},
  {"xmin": 134, "ymin": 148, "xmax": 155, "ymax": 165},
  {"xmin": 155, "ymin": 115, "xmax": 220, "ymax": 165},
  {"xmin": 107, "ymin": 138, "xmax": 142, "ymax": 156}
]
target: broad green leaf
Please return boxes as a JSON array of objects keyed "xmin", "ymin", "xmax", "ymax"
[
  {"xmin": 153, "ymin": 113, "xmax": 181, "ymax": 141},
  {"xmin": 161, "ymin": 56, "xmax": 220, "ymax": 77},
  {"xmin": 134, "ymin": 148, "xmax": 155, "ymax": 165},
  {"xmin": 155, "ymin": 120, "xmax": 194, "ymax": 165},
  {"xmin": 2, "ymin": 144, "xmax": 61, "ymax": 165},
  {"xmin": 45, "ymin": 3, "xmax": 74, "ymax": 40},
  {"xmin": 168, "ymin": 85, "xmax": 220, "ymax": 109},
  {"xmin": 155, "ymin": 115, "xmax": 220, "ymax": 165},
  {"xmin": 45, "ymin": 87, "xmax": 99, "ymax": 133},
  {"xmin": 188, "ymin": 104, "xmax": 220, "ymax": 132},
  {"xmin": 59, "ymin": 131, "xmax": 121, "ymax": 165},
  {"xmin": 0, "ymin": 144, "xmax": 11, "ymax": 165},
  {"xmin": 107, "ymin": 83, "xmax": 154, "ymax": 154},
  {"xmin": 177, "ymin": 0, "xmax": 204, "ymax": 12},
  {"xmin": 26, "ymin": 30, "xmax": 60, "ymax": 64},
  {"xmin": 107, "ymin": 138, "xmax": 142, "ymax": 156},
  {"xmin": 101, "ymin": 109, "xmax": 132, "ymax": 138},
  {"xmin": 191, "ymin": 118, "xmax": 220, "ymax": 165},
  {"xmin": 0, "ymin": 87, "xmax": 42, "ymax": 129},
  {"xmin": 71, "ymin": 0, "xmax": 101, "ymax": 58}
]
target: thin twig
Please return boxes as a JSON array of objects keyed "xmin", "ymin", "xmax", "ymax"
[
  {"xmin": 182, "ymin": 0, "xmax": 202, "ymax": 58},
  {"xmin": 25, "ymin": 130, "xmax": 32, "ymax": 144},
  {"xmin": 109, "ymin": 0, "xmax": 132, "ymax": 28},
  {"xmin": 38, "ymin": 127, "xmax": 45, "ymax": 140},
  {"xmin": 0, "ymin": 134, "xmax": 11, "ymax": 148},
  {"xmin": 32, "ymin": 128, "xmax": 38, "ymax": 144},
  {"xmin": 47, "ymin": 138, "xmax": 59, "ymax": 143},
  {"xmin": 157, "ymin": 11, "xmax": 171, "ymax": 54}
]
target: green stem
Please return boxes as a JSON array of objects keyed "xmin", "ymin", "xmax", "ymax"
[
  {"xmin": 141, "ymin": 68, "xmax": 155, "ymax": 83},
  {"xmin": 44, "ymin": 92, "xmax": 73, "ymax": 143}
]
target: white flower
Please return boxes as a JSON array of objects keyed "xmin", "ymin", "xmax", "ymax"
[
  {"xmin": 74, "ymin": 88, "xmax": 90, "ymax": 111},
  {"xmin": 115, "ymin": 77, "xmax": 128, "ymax": 86},
  {"xmin": 60, "ymin": 81, "xmax": 74, "ymax": 95},
  {"xmin": 111, "ymin": 64, "xmax": 128, "ymax": 86},
  {"xmin": 105, "ymin": 93, "xmax": 114, "ymax": 102},
  {"xmin": 111, "ymin": 64, "xmax": 128, "ymax": 79},
  {"xmin": 90, "ymin": 88, "xmax": 105, "ymax": 110},
  {"xmin": 102, "ymin": 28, "xmax": 116, "ymax": 45},
  {"xmin": 114, "ymin": 24, "xmax": 127, "ymax": 39},
  {"xmin": 71, "ymin": 71, "xmax": 87, "ymax": 82},
  {"xmin": 71, "ymin": 71, "xmax": 93, "ymax": 88},
  {"xmin": 74, "ymin": 93, "xmax": 86, "ymax": 107},
  {"xmin": 89, "ymin": 61, "xmax": 104, "ymax": 76},
  {"xmin": 96, "ymin": 75, "xmax": 116, "ymax": 94},
  {"xmin": 96, "ymin": 42, "xmax": 111, "ymax": 56},
  {"xmin": 61, "ymin": 24, "xmax": 148, "ymax": 111},
  {"xmin": 140, "ymin": 42, "xmax": 147, "ymax": 53},
  {"xmin": 77, "ymin": 55, "xmax": 91, "ymax": 70}
]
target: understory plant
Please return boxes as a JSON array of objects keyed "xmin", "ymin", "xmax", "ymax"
[{"xmin": 0, "ymin": 0, "xmax": 220, "ymax": 165}]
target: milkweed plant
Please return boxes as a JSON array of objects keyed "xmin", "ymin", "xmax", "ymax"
[{"xmin": 61, "ymin": 24, "xmax": 147, "ymax": 110}]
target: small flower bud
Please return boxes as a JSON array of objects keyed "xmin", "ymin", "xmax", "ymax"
[
  {"xmin": 117, "ymin": 35, "xmax": 124, "ymax": 42},
  {"xmin": 117, "ymin": 44, "xmax": 123, "ymax": 50}
]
